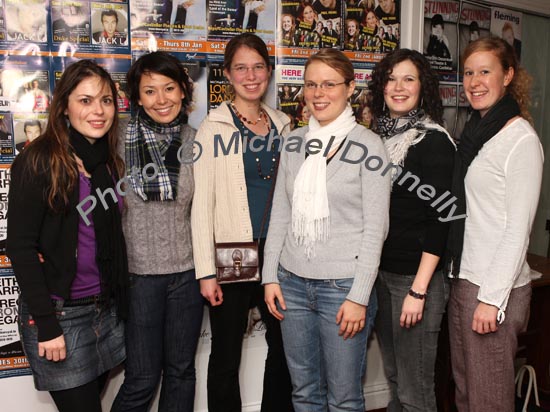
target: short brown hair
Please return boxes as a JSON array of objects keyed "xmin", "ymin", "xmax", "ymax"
[{"xmin": 304, "ymin": 48, "xmax": 355, "ymax": 84}]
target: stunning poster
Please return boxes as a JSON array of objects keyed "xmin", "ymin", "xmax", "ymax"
[
  {"xmin": 423, "ymin": 0, "xmax": 459, "ymax": 81},
  {"xmin": 458, "ymin": 2, "xmax": 491, "ymax": 62}
]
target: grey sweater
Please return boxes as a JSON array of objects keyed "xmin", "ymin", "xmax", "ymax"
[
  {"xmin": 262, "ymin": 124, "xmax": 391, "ymax": 305},
  {"xmin": 118, "ymin": 117, "xmax": 196, "ymax": 275}
]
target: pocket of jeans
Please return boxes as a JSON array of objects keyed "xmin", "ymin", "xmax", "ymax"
[
  {"xmin": 330, "ymin": 278, "xmax": 353, "ymax": 291},
  {"xmin": 277, "ymin": 265, "xmax": 291, "ymax": 283}
]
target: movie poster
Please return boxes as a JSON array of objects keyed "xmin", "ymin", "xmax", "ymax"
[
  {"xmin": 0, "ymin": 114, "xmax": 14, "ymax": 160},
  {"xmin": 276, "ymin": 65, "xmax": 305, "ymax": 128},
  {"xmin": 351, "ymin": 68, "xmax": 373, "ymax": 129},
  {"xmin": 207, "ymin": 62, "xmax": 232, "ymax": 111},
  {"xmin": 0, "ymin": 166, "xmax": 10, "ymax": 265},
  {"xmin": 90, "ymin": 2, "xmax": 130, "ymax": 51},
  {"xmin": 129, "ymin": 0, "xmax": 170, "ymax": 39},
  {"xmin": 3, "ymin": 0, "xmax": 48, "ymax": 46},
  {"xmin": 12, "ymin": 113, "xmax": 48, "ymax": 156},
  {"xmin": 51, "ymin": 0, "xmax": 92, "ymax": 46},
  {"xmin": 491, "ymin": 7, "xmax": 522, "ymax": 60},
  {"xmin": 180, "ymin": 60, "xmax": 208, "ymax": 130},
  {"xmin": 440, "ymin": 83, "xmax": 469, "ymax": 139},
  {"xmin": 423, "ymin": 0, "xmax": 459, "ymax": 81},
  {"xmin": 0, "ymin": 269, "xmax": 31, "ymax": 379},
  {"xmin": 459, "ymin": 2, "xmax": 491, "ymax": 62}
]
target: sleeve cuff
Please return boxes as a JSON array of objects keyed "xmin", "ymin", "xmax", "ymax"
[
  {"xmin": 34, "ymin": 314, "xmax": 63, "ymax": 342},
  {"xmin": 261, "ymin": 253, "xmax": 280, "ymax": 285},
  {"xmin": 346, "ymin": 271, "xmax": 377, "ymax": 306}
]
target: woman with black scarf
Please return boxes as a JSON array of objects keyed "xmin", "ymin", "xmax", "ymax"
[
  {"xmin": 111, "ymin": 52, "xmax": 203, "ymax": 412},
  {"xmin": 447, "ymin": 37, "xmax": 543, "ymax": 412},
  {"xmin": 7, "ymin": 60, "xmax": 127, "ymax": 412}
]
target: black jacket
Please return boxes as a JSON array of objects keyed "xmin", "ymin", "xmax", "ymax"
[
  {"xmin": 380, "ymin": 130, "xmax": 455, "ymax": 276},
  {"xmin": 7, "ymin": 151, "xmax": 79, "ymax": 342}
]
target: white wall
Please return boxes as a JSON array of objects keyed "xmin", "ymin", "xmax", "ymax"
[{"xmin": 0, "ymin": 307, "xmax": 391, "ymax": 412}]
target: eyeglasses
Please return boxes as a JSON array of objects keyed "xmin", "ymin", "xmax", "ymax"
[
  {"xmin": 304, "ymin": 81, "xmax": 347, "ymax": 90},
  {"xmin": 231, "ymin": 64, "xmax": 268, "ymax": 75}
]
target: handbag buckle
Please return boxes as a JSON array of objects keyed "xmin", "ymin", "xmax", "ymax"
[{"xmin": 232, "ymin": 249, "xmax": 243, "ymax": 276}]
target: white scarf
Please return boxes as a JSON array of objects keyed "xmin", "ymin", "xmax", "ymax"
[
  {"xmin": 292, "ymin": 104, "xmax": 357, "ymax": 259},
  {"xmin": 383, "ymin": 119, "xmax": 455, "ymax": 184}
]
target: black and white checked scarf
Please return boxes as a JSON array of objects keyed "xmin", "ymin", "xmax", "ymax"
[{"xmin": 125, "ymin": 108, "xmax": 184, "ymax": 201}]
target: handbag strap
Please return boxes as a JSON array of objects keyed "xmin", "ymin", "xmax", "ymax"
[{"xmin": 257, "ymin": 156, "xmax": 280, "ymax": 241}]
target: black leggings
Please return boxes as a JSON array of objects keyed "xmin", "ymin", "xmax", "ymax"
[{"xmin": 50, "ymin": 372, "xmax": 109, "ymax": 412}]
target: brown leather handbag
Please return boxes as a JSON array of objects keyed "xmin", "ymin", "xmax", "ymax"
[
  {"xmin": 215, "ymin": 241, "xmax": 260, "ymax": 283},
  {"xmin": 214, "ymin": 159, "xmax": 278, "ymax": 284}
]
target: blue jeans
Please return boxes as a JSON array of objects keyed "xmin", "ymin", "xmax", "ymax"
[
  {"xmin": 111, "ymin": 270, "xmax": 203, "ymax": 412},
  {"xmin": 277, "ymin": 265, "xmax": 377, "ymax": 412},
  {"xmin": 375, "ymin": 270, "xmax": 449, "ymax": 412}
]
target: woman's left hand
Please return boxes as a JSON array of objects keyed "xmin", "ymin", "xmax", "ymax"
[
  {"xmin": 336, "ymin": 300, "xmax": 366, "ymax": 340},
  {"xmin": 472, "ymin": 302, "xmax": 499, "ymax": 334},
  {"xmin": 400, "ymin": 294, "xmax": 425, "ymax": 328}
]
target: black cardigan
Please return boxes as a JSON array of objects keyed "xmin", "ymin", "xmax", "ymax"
[
  {"xmin": 7, "ymin": 152, "xmax": 80, "ymax": 342},
  {"xmin": 380, "ymin": 130, "xmax": 455, "ymax": 277}
]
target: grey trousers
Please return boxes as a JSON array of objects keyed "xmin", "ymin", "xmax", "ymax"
[
  {"xmin": 448, "ymin": 279, "xmax": 531, "ymax": 412},
  {"xmin": 375, "ymin": 270, "xmax": 449, "ymax": 412}
]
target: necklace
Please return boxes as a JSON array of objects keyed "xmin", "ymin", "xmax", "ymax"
[
  {"xmin": 231, "ymin": 102, "xmax": 267, "ymax": 126},
  {"xmin": 231, "ymin": 102, "xmax": 277, "ymax": 180}
]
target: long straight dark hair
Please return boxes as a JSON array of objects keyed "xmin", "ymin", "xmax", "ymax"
[{"xmin": 21, "ymin": 60, "xmax": 122, "ymax": 211}]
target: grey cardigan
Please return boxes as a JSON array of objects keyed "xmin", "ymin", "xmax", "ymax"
[
  {"xmin": 118, "ymin": 117, "xmax": 196, "ymax": 275},
  {"xmin": 262, "ymin": 124, "xmax": 391, "ymax": 305}
]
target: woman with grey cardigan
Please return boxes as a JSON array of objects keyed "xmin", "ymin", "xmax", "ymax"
[
  {"xmin": 263, "ymin": 49, "xmax": 391, "ymax": 412},
  {"xmin": 112, "ymin": 52, "xmax": 203, "ymax": 412}
]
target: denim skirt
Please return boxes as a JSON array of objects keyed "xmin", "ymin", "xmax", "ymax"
[{"xmin": 18, "ymin": 299, "xmax": 125, "ymax": 391}]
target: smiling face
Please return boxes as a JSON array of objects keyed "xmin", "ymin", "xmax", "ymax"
[
  {"xmin": 65, "ymin": 75, "xmax": 115, "ymax": 144},
  {"xmin": 282, "ymin": 15, "xmax": 293, "ymax": 31},
  {"xmin": 138, "ymin": 72, "xmax": 185, "ymax": 124},
  {"xmin": 365, "ymin": 11, "xmax": 378, "ymax": 29},
  {"xmin": 379, "ymin": 0, "xmax": 395, "ymax": 14},
  {"xmin": 347, "ymin": 20, "xmax": 357, "ymax": 36},
  {"xmin": 463, "ymin": 50, "xmax": 514, "ymax": 117},
  {"xmin": 384, "ymin": 59, "xmax": 422, "ymax": 119},
  {"xmin": 304, "ymin": 61, "xmax": 354, "ymax": 126},
  {"xmin": 224, "ymin": 46, "xmax": 271, "ymax": 106},
  {"xmin": 303, "ymin": 6, "xmax": 315, "ymax": 24}
]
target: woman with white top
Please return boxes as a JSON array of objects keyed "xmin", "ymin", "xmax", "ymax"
[{"xmin": 446, "ymin": 37, "xmax": 544, "ymax": 412}]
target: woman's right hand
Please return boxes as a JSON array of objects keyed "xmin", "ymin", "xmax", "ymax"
[
  {"xmin": 200, "ymin": 278, "xmax": 223, "ymax": 306},
  {"xmin": 264, "ymin": 283, "xmax": 286, "ymax": 320},
  {"xmin": 38, "ymin": 335, "xmax": 66, "ymax": 362}
]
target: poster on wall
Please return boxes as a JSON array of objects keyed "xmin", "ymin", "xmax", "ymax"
[
  {"xmin": 440, "ymin": 83, "xmax": 469, "ymax": 139},
  {"xmin": 0, "ymin": 269, "xmax": 31, "ymax": 379},
  {"xmin": 491, "ymin": 7, "xmax": 522, "ymax": 60},
  {"xmin": 1, "ymin": 0, "xmax": 49, "ymax": 51},
  {"xmin": 207, "ymin": 0, "xmax": 276, "ymax": 43},
  {"xmin": 0, "ymin": 164, "xmax": 9, "ymax": 262},
  {"xmin": 423, "ymin": 0, "xmax": 459, "ymax": 81},
  {"xmin": 458, "ymin": 2, "xmax": 491, "ymax": 63},
  {"xmin": 90, "ymin": 2, "xmax": 130, "ymax": 51},
  {"xmin": 350, "ymin": 68, "xmax": 373, "ymax": 129},
  {"xmin": 12, "ymin": 113, "xmax": 48, "ymax": 156},
  {"xmin": 207, "ymin": 62, "xmax": 232, "ymax": 111},
  {"xmin": 0, "ymin": 114, "xmax": 14, "ymax": 160}
]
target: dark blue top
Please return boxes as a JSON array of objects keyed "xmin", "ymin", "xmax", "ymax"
[{"xmin": 230, "ymin": 108, "xmax": 279, "ymax": 239}]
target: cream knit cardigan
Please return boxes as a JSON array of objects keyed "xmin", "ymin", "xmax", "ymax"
[{"xmin": 191, "ymin": 101, "xmax": 291, "ymax": 279}]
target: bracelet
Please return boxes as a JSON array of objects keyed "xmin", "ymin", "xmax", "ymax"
[{"xmin": 408, "ymin": 289, "xmax": 427, "ymax": 300}]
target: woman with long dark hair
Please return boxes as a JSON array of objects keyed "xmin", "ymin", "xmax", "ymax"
[{"xmin": 7, "ymin": 60, "xmax": 127, "ymax": 412}]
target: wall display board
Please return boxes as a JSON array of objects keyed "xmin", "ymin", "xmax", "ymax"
[{"xmin": 423, "ymin": 0, "xmax": 522, "ymax": 138}]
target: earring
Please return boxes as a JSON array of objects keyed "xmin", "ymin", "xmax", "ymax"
[
  {"xmin": 420, "ymin": 97, "xmax": 424, "ymax": 108},
  {"xmin": 383, "ymin": 101, "xmax": 386, "ymax": 112}
]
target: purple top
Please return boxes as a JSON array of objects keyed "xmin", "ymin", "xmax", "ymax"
[{"xmin": 69, "ymin": 173, "xmax": 123, "ymax": 299}]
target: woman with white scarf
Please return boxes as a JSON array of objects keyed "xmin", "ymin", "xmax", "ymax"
[
  {"xmin": 370, "ymin": 49, "xmax": 455, "ymax": 412},
  {"xmin": 262, "ymin": 49, "xmax": 391, "ymax": 412}
]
